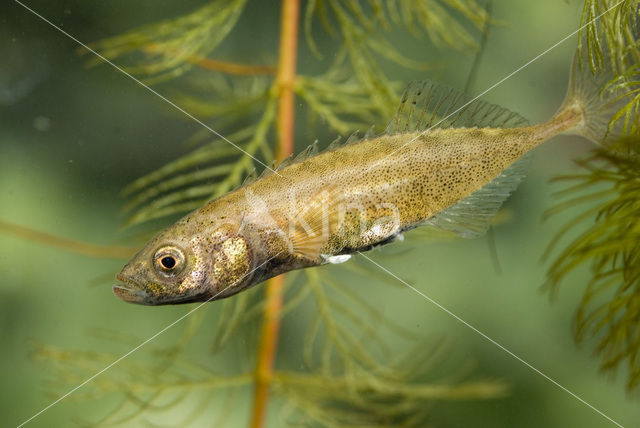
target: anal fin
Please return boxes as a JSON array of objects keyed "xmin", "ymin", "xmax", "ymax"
[{"xmin": 423, "ymin": 155, "xmax": 530, "ymax": 238}]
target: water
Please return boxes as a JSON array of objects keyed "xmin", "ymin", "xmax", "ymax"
[{"xmin": 1, "ymin": 1, "xmax": 636, "ymax": 427}]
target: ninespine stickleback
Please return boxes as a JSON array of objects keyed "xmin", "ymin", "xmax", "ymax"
[{"xmin": 114, "ymin": 54, "xmax": 626, "ymax": 305}]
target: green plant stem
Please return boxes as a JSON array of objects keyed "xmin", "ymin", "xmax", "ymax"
[{"xmin": 0, "ymin": 220, "xmax": 135, "ymax": 259}]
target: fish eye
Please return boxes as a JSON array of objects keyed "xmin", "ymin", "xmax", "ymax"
[
  {"xmin": 160, "ymin": 256, "xmax": 176, "ymax": 269},
  {"xmin": 153, "ymin": 246, "xmax": 185, "ymax": 277}
]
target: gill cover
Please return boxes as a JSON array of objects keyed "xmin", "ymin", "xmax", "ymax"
[{"xmin": 210, "ymin": 235, "xmax": 254, "ymax": 299}]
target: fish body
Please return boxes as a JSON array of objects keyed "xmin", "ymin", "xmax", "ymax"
[
  {"xmin": 233, "ymin": 115, "xmax": 573, "ymax": 258},
  {"xmin": 114, "ymin": 57, "xmax": 621, "ymax": 305}
]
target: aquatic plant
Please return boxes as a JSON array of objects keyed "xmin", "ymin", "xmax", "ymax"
[
  {"xmin": 579, "ymin": 0, "xmax": 640, "ymax": 135},
  {"xmin": 9, "ymin": 0, "xmax": 640, "ymax": 425},
  {"xmin": 27, "ymin": 1, "xmax": 508, "ymax": 427},
  {"xmin": 544, "ymin": 0, "xmax": 640, "ymax": 391},
  {"xmin": 35, "ymin": 265, "xmax": 507, "ymax": 426},
  {"xmin": 545, "ymin": 138, "xmax": 640, "ymax": 390}
]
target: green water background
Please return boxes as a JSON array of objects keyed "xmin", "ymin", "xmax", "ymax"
[{"xmin": 1, "ymin": 1, "xmax": 637, "ymax": 426}]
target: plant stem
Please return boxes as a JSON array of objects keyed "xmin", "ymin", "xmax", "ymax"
[
  {"xmin": 0, "ymin": 220, "xmax": 135, "ymax": 259},
  {"xmin": 249, "ymin": 1, "xmax": 299, "ymax": 427},
  {"xmin": 274, "ymin": 0, "xmax": 299, "ymax": 160},
  {"xmin": 250, "ymin": 275, "xmax": 285, "ymax": 428},
  {"xmin": 189, "ymin": 56, "xmax": 276, "ymax": 75}
]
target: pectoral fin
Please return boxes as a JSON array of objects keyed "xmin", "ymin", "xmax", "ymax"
[{"xmin": 288, "ymin": 186, "xmax": 342, "ymax": 261}]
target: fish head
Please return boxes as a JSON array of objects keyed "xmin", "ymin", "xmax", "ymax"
[{"xmin": 114, "ymin": 220, "xmax": 254, "ymax": 305}]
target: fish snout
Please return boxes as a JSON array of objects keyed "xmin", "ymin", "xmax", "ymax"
[{"xmin": 113, "ymin": 273, "xmax": 152, "ymax": 305}]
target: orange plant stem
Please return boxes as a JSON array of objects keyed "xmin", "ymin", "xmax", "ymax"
[
  {"xmin": 188, "ymin": 56, "xmax": 276, "ymax": 75},
  {"xmin": 144, "ymin": 43, "xmax": 276, "ymax": 76},
  {"xmin": 250, "ymin": 275, "xmax": 285, "ymax": 428},
  {"xmin": 249, "ymin": 1, "xmax": 299, "ymax": 428},
  {"xmin": 274, "ymin": 0, "xmax": 299, "ymax": 160}
]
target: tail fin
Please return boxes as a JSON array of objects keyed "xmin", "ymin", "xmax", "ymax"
[{"xmin": 558, "ymin": 53, "xmax": 626, "ymax": 145}]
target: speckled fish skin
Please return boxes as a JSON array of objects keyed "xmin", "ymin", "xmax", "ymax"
[
  {"xmin": 115, "ymin": 50, "xmax": 624, "ymax": 305},
  {"xmin": 113, "ymin": 105, "xmax": 583, "ymax": 305}
]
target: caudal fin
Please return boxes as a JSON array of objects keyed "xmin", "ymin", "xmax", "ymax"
[{"xmin": 558, "ymin": 53, "xmax": 627, "ymax": 145}]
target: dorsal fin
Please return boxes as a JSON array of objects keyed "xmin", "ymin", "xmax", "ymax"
[
  {"xmin": 291, "ymin": 140, "xmax": 319, "ymax": 164},
  {"xmin": 385, "ymin": 80, "xmax": 528, "ymax": 134},
  {"xmin": 363, "ymin": 125, "xmax": 376, "ymax": 139},
  {"xmin": 327, "ymin": 136, "xmax": 343, "ymax": 151},
  {"xmin": 422, "ymin": 155, "xmax": 530, "ymax": 238},
  {"xmin": 345, "ymin": 130, "xmax": 361, "ymax": 145},
  {"xmin": 317, "ymin": 127, "xmax": 374, "ymax": 159},
  {"xmin": 257, "ymin": 159, "xmax": 278, "ymax": 180},
  {"xmin": 241, "ymin": 168, "xmax": 257, "ymax": 186},
  {"xmin": 275, "ymin": 154, "xmax": 294, "ymax": 171}
]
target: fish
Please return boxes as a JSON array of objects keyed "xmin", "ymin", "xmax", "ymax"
[{"xmin": 114, "ymin": 53, "xmax": 626, "ymax": 305}]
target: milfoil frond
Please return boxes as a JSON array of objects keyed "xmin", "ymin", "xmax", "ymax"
[
  {"xmin": 578, "ymin": 0, "xmax": 640, "ymax": 136},
  {"xmin": 543, "ymin": 1, "xmax": 640, "ymax": 390},
  {"xmin": 36, "ymin": 264, "xmax": 506, "ymax": 427},
  {"xmin": 607, "ymin": 63, "xmax": 640, "ymax": 136},
  {"xmin": 544, "ymin": 137, "xmax": 640, "ymax": 390},
  {"xmin": 296, "ymin": 48, "xmax": 403, "ymax": 135},
  {"xmin": 115, "ymin": 0, "xmax": 488, "ymax": 228},
  {"xmin": 579, "ymin": 0, "xmax": 640, "ymax": 74},
  {"xmin": 304, "ymin": 0, "xmax": 488, "ymax": 57},
  {"xmin": 26, "ymin": 1, "xmax": 505, "ymax": 425},
  {"xmin": 121, "ymin": 93, "xmax": 277, "ymax": 227},
  {"xmin": 303, "ymin": 0, "xmax": 488, "ymax": 123},
  {"xmin": 86, "ymin": 0, "xmax": 249, "ymax": 83}
]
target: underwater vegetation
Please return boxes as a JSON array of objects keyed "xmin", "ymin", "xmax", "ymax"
[
  {"xmin": 545, "ymin": 138, "xmax": 640, "ymax": 391},
  {"xmin": 543, "ymin": 0, "xmax": 640, "ymax": 392},
  {"xmin": 1, "ymin": 0, "xmax": 640, "ymax": 427}
]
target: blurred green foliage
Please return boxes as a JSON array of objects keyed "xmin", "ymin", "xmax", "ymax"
[
  {"xmin": 579, "ymin": 0, "xmax": 640, "ymax": 135},
  {"xmin": 545, "ymin": 138, "xmax": 640, "ymax": 390},
  {"xmin": 544, "ymin": 0, "xmax": 640, "ymax": 392},
  {"xmin": 2, "ymin": 0, "xmax": 640, "ymax": 427},
  {"xmin": 23, "ymin": 1, "xmax": 511, "ymax": 427}
]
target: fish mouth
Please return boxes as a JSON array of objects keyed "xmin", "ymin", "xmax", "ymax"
[
  {"xmin": 113, "ymin": 274, "xmax": 153, "ymax": 305},
  {"xmin": 113, "ymin": 274, "xmax": 210, "ymax": 305},
  {"xmin": 112, "ymin": 284, "xmax": 153, "ymax": 305}
]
